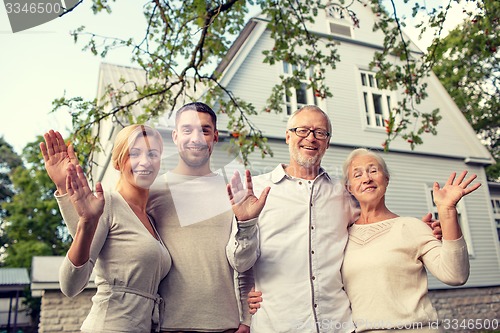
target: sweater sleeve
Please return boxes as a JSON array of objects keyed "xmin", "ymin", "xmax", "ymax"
[
  {"xmin": 410, "ymin": 218, "xmax": 470, "ymax": 286},
  {"xmin": 59, "ymin": 254, "xmax": 94, "ymax": 297},
  {"xmin": 236, "ymin": 267, "xmax": 254, "ymax": 326},
  {"xmin": 55, "ymin": 191, "xmax": 79, "ymax": 237},
  {"xmin": 58, "ymin": 192, "xmax": 112, "ymax": 297},
  {"xmin": 226, "ymin": 216, "xmax": 260, "ymax": 273}
]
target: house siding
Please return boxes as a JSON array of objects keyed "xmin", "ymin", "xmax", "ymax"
[{"xmin": 218, "ymin": 30, "xmax": 287, "ymax": 135}]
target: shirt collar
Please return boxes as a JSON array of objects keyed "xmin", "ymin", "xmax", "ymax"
[{"xmin": 270, "ymin": 164, "xmax": 331, "ymax": 184}]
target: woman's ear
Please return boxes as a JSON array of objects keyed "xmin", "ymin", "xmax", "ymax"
[{"xmin": 345, "ymin": 184, "xmax": 352, "ymax": 194}]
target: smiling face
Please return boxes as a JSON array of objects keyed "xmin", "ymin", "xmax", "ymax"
[
  {"xmin": 172, "ymin": 110, "xmax": 218, "ymax": 173},
  {"xmin": 120, "ymin": 133, "xmax": 162, "ymax": 190},
  {"xmin": 347, "ymin": 154, "xmax": 389, "ymax": 205},
  {"xmin": 286, "ymin": 107, "xmax": 330, "ymax": 172}
]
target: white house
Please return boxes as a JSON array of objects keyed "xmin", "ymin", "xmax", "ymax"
[{"xmin": 210, "ymin": 1, "xmax": 500, "ymax": 291}]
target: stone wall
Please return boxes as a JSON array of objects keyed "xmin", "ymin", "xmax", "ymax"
[
  {"xmin": 36, "ymin": 286, "xmax": 500, "ymax": 332},
  {"xmin": 38, "ymin": 290, "xmax": 93, "ymax": 333},
  {"xmin": 429, "ymin": 286, "xmax": 500, "ymax": 332}
]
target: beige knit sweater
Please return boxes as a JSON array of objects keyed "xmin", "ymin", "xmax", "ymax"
[{"xmin": 341, "ymin": 217, "xmax": 469, "ymax": 333}]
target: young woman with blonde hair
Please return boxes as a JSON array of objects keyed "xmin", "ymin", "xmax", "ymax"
[{"xmin": 41, "ymin": 125, "xmax": 171, "ymax": 332}]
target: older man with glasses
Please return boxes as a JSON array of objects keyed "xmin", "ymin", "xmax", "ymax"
[{"xmin": 227, "ymin": 105, "xmax": 356, "ymax": 332}]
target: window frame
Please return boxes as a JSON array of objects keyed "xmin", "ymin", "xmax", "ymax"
[
  {"xmin": 491, "ymin": 196, "xmax": 500, "ymax": 243},
  {"xmin": 358, "ymin": 69, "xmax": 398, "ymax": 130},
  {"xmin": 281, "ymin": 61, "xmax": 323, "ymax": 119}
]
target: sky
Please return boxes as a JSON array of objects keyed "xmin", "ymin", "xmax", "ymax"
[
  {"xmin": 0, "ymin": 1, "xmax": 146, "ymax": 154},
  {"xmin": 0, "ymin": 1, "xmax": 472, "ymax": 155}
]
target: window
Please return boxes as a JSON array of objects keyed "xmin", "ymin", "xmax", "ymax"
[
  {"xmin": 491, "ymin": 197, "xmax": 500, "ymax": 242},
  {"xmin": 425, "ymin": 185, "xmax": 474, "ymax": 255},
  {"xmin": 282, "ymin": 62, "xmax": 318, "ymax": 116},
  {"xmin": 325, "ymin": 2, "xmax": 353, "ymax": 37},
  {"xmin": 360, "ymin": 70, "xmax": 396, "ymax": 128}
]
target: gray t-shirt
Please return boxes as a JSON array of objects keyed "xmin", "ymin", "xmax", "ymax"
[{"xmin": 147, "ymin": 171, "xmax": 252, "ymax": 331}]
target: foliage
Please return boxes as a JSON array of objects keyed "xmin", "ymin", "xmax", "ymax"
[
  {"xmin": 1, "ymin": 138, "xmax": 70, "ymax": 269},
  {"xmin": 0, "ymin": 137, "xmax": 23, "ymax": 262},
  {"xmin": 51, "ymin": 0, "xmax": 489, "ymax": 169},
  {"xmin": 23, "ymin": 287, "xmax": 42, "ymax": 325},
  {"xmin": 367, "ymin": 0, "xmax": 447, "ymax": 150},
  {"xmin": 0, "ymin": 136, "xmax": 23, "ymax": 204},
  {"xmin": 0, "ymin": 137, "xmax": 69, "ymax": 326},
  {"xmin": 432, "ymin": 0, "xmax": 499, "ymax": 180}
]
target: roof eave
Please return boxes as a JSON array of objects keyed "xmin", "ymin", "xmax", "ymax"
[{"xmin": 213, "ymin": 19, "xmax": 259, "ymax": 77}]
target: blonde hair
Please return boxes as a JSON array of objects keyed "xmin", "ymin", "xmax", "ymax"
[
  {"xmin": 342, "ymin": 148, "xmax": 390, "ymax": 186},
  {"xmin": 111, "ymin": 124, "xmax": 163, "ymax": 171}
]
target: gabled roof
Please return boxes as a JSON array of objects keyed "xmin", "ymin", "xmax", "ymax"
[
  {"xmin": 96, "ymin": 62, "xmax": 206, "ymax": 125},
  {"xmin": 214, "ymin": 19, "xmax": 259, "ymax": 77},
  {"xmin": 214, "ymin": 4, "xmax": 425, "ymax": 87},
  {"xmin": 0, "ymin": 268, "xmax": 30, "ymax": 292}
]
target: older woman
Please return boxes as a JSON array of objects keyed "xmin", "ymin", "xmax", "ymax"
[
  {"xmin": 340, "ymin": 148, "xmax": 479, "ymax": 332},
  {"xmin": 41, "ymin": 125, "xmax": 171, "ymax": 332}
]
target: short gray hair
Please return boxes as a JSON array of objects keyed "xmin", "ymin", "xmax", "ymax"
[
  {"xmin": 286, "ymin": 105, "xmax": 332, "ymax": 134},
  {"xmin": 342, "ymin": 148, "xmax": 390, "ymax": 186}
]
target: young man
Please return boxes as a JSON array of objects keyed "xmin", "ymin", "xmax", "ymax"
[{"xmin": 147, "ymin": 102, "xmax": 252, "ymax": 333}]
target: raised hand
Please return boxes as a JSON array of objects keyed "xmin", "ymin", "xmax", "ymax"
[
  {"xmin": 433, "ymin": 171, "xmax": 481, "ymax": 209},
  {"xmin": 40, "ymin": 130, "xmax": 78, "ymax": 194},
  {"xmin": 227, "ymin": 170, "xmax": 270, "ymax": 221},
  {"xmin": 66, "ymin": 163, "xmax": 105, "ymax": 224}
]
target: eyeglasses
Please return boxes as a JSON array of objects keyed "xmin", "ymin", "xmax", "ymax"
[{"xmin": 288, "ymin": 127, "xmax": 330, "ymax": 140}]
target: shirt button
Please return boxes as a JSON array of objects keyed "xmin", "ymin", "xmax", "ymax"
[
  {"xmin": 311, "ymin": 226, "xmax": 315, "ymax": 230},
  {"xmin": 314, "ymin": 304, "xmax": 318, "ymax": 308},
  {"xmin": 311, "ymin": 250, "xmax": 315, "ymax": 254},
  {"xmin": 312, "ymin": 276, "xmax": 316, "ymax": 280},
  {"xmin": 299, "ymin": 181, "xmax": 302, "ymax": 185}
]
